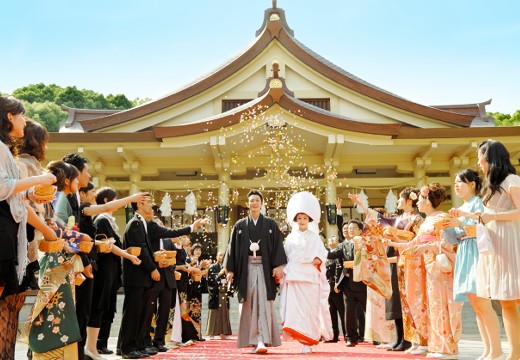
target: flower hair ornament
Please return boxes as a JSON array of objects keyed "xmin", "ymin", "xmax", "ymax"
[
  {"xmin": 420, "ymin": 185, "xmax": 429, "ymax": 199},
  {"xmin": 409, "ymin": 192, "xmax": 418, "ymax": 201}
]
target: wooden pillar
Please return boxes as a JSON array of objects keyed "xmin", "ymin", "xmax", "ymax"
[
  {"xmin": 217, "ymin": 175, "xmax": 230, "ymax": 253},
  {"xmin": 325, "ymin": 176, "xmax": 337, "ymax": 239}
]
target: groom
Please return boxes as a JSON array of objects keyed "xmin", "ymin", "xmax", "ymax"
[{"xmin": 223, "ymin": 190, "xmax": 286, "ymax": 354}]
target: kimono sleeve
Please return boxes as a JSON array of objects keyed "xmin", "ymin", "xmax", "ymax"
[
  {"xmin": 270, "ymin": 221, "xmax": 287, "ymax": 268},
  {"xmin": 223, "ymin": 224, "xmax": 238, "ymax": 273}
]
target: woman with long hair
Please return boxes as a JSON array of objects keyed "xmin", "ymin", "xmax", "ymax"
[
  {"xmin": 440, "ymin": 168, "xmax": 503, "ymax": 360},
  {"xmin": 0, "ymin": 97, "xmax": 56, "ymax": 358},
  {"xmin": 474, "ymin": 140, "xmax": 520, "ymax": 360}
]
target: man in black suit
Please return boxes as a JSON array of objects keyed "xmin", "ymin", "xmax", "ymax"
[
  {"xmin": 139, "ymin": 233, "xmax": 177, "ymax": 352},
  {"xmin": 324, "ymin": 236, "xmax": 346, "ymax": 343},
  {"xmin": 118, "ymin": 195, "xmax": 207, "ymax": 359},
  {"xmin": 327, "ymin": 219, "xmax": 367, "ymax": 347}
]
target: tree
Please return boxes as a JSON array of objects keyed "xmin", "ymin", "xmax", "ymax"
[
  {"xmin": 3, "ymin": 83, "xmax": 147, "ymax": 131},
  {"xmin": 13, "ymin": 83, "xmax": 61, "ymax": 103},
  {"xmin": 22, "ymin": 101, "xmax": 67, "ymax": 132},
  {"xmin": 107, "ymin": 93, "xmax": 133, "ymax": 109},
  {"xmin": 488, "ymin": 111, "xmax": 520, "ymax": 127},
  {"xmin": 55, "ymin": 86, "xmax": 86, "ymax": 108}
]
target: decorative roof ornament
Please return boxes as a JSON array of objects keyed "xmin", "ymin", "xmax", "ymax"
[
  {"xmin": 272, "ymin": 60, "xmax": 280, "ymax": 78},
  {"xmin": 272, "ymin": 0, "xmax": 277, "ymax": 9}
]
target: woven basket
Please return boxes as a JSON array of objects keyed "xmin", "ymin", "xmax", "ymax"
[
  {"xmin": 75, "ymin": 273, "xmax": 86, "ymax": 286},
  {"xmin": 159, "ymin": 258, "xmax": 176, "ymax": 268},
  {"xmin": 164, "ymin": 250, "xmax": 177, "ymax": 259},
  {"xmin": 191, "ymin": 274, "xmax": 202, "ymax": 282},
  {"xmin": 154, "ymin": 252, "xmax": 167, "ymax": 263},
  {"xmin": 127, "ymin": 247, "xmax": 141, "ymax": 256},
  {"xmin": 39, "ymin": 229, "xmax": 64, "ymax": 253},
  {"xmin": 39, "ymin": 238, "xmax": 65, "ymax": 253},
  {"xmin": 463, "ymin": 225, "xmax": 477, "ymax": 238},
  {"xmin": 79, "ymin": 240, "xmax": 94, "ymax": 253},
  {"xmin": 175, "ymin": 271, "xmax": 182, "ymax": 280},
  {"xmin": 33, "ymin": 184, "xmax": 57, "ymax": 202},
  {"xmin": 95, "ymin": 234, "xmax": 113, "ymax": 253},
  {"xmin": 395, "ymin": 229, "xmax": 415, "ymax": 240}
]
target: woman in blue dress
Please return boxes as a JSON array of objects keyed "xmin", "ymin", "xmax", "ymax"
[{"xmin": 441, "ymin": 168, "xmax": 503, "ymax": 360}]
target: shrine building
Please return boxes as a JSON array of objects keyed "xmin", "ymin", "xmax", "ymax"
[{"xmin": 47, "ymin": 3, "xmax": 520, "ymax": 253}]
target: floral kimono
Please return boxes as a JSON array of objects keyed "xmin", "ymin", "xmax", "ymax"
[
  {"xmin": 22, "ymin": 227, "xmax": 85, "ymax": 358},
  {"xmin": 401, "ymin": 214, "xmax": 462, "ymax": 355},
  {"xmin": 352, "ymin": 222, "xmax": 392, "ymax": 299}
]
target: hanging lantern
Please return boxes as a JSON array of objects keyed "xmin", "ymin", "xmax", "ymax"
[
  {"xmin": 215, "ymin": 205, "xmax": 230, "ymax": 225},
  {"xmin": 159, "ymin": 193, "xmax": 172, "ymax": 217},
  {"xmin": 326, "ymin": 204, "xmax": 337, "ymax": 225},
  {"xmin": 356, "ymin": 189, "xmax": 369, "ymax": 214},
  {"xmin": 385, "ymin": 189, "xmax": 398, "ymax": 214},
  {"xmin": 184, "ymin": 191, "xmax": 197, "ymax": 215}
]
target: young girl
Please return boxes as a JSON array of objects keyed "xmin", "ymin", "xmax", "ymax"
[
  {"xmin": 441, "ymin": 168, "xmax": 503, "ymax": 360},
  {"xmin": 280, "ymin": 191, "xmax": 332, "ymax": 354}
]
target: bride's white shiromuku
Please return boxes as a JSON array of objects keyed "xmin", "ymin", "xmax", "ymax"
[{"xmin": 280, "ymin": 192, "xmax": 333, "ymax": 346}]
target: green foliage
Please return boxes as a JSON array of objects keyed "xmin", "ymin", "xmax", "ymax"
[
  {"xmin": 9, "ymin": 83, "xmax": 137, "ymax": 110},
  {"xmin": 3, "ymin": 83, "xmax": 146, "ymax": 131},
  {"xmin": 488, "ymin": 111, "xmax": 520, "ymax": 127},
  {"xmin": 22, "ymin": 101, "xmax": 67, "ymax": 132}
]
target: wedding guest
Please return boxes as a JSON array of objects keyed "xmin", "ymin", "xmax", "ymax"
[{"xmin": 475, "ymin": 140, "xmax": 520, "ymax": 360}]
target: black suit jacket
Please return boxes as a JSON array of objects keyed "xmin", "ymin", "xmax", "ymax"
[
  {"xmin": 327, "ymin": 240, "xmax": 367, "ymax": 292},
  {"xmin": 146, "ymin": 221, "xmax": 191, "ymax": 289},
  {"xmin": 150, "ymin": 238, "xmax": 177, "ymax": 289},
  {"xmin": 122, "ymin": 214, "xmax": 156, "ymax": 288}
]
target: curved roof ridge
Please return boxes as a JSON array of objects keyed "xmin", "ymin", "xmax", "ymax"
[{"xmin": 289, "ymin": 36, "xmax": 409, "ymax": 102}]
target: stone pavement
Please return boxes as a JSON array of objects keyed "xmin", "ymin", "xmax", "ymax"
[{"xmin": 15, "ymin": 294, "xmax": 509, "ymax": 359}]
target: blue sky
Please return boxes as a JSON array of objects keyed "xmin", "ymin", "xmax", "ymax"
[{"xmin": 2, "ymin": 0, "xmax": 519, "ymax": 114}]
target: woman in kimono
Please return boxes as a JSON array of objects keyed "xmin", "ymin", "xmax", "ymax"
[
  {"xmin": 26, "ymin": 160, "xmax": 95, "ymax": 358},
  {"xmin": 169, "ymin": 235, "xmax": 199, "ymax": 345},
  {"xmin": 387, "ymin": 183, "xmax": 462, "ymax": 359},
  {"xmin": 279, "ymin": 191, "xmax": 333, "ymax": 354},
  {"xmin": 206, "ymin": 251, "xmax": 232, "ymax": 339},
  {"xmin": 187, "ymin": 243, "xmax": 210, "ymax": 341},
  {"xmin": 440, "ymin": 168, "xmax": 503, "ymax": 360},
  {"xmin": 349, "ymin": 188, "xmax": 422, "ymax": 351}
]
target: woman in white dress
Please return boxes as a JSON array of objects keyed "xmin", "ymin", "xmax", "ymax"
[
  {"xmin": 474, "ymin": 140, "xmax": 520, "ymax": 360},
  {"xmin": 279, "ymin": 192, "xmax": 333, "ymax": 354}
]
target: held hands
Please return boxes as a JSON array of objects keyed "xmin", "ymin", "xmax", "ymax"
[
  {"xmin": 272, "ymin": 265, "xmax": 284, "ymax": 281},
  {"xmin": 151, "ymin": 269, "xmax": 161, "ymax": 281}
]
